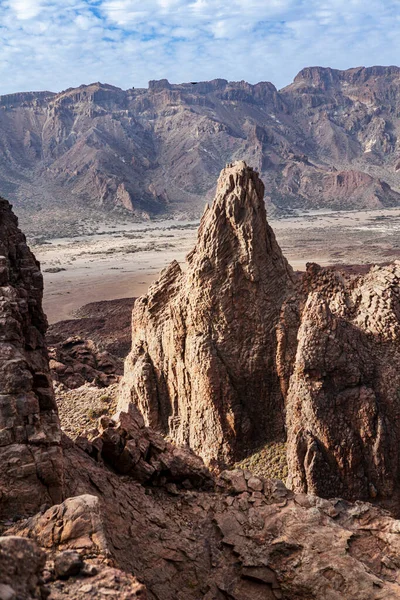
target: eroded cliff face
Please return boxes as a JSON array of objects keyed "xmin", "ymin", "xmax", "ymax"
[
  {"xmin": 284, "ymin": 262, "xmax": 400, "ymax": 501},
  {"xmin": 119, "ymin": 161, "xmax": 294, "ymax": 465},
  {"xmin": 0, "ymin": 197, "xmax": 63, "ymax": 518}
]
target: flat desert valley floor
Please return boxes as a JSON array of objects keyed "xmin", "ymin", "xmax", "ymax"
[{"xmin": 32, "ymin": 208, "xmax": 400, "ymax": 323}]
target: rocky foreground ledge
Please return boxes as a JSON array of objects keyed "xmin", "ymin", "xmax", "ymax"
[{"xmin": 2, "ymin": 164, "xmax": 400, "ymax": 598}]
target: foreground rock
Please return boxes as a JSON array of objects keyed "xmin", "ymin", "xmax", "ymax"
[
  {"xmin": 0, "ymin": 197, "xmax": 63, "ymax": 519},
  {"xmin": 119, "ymin": 162, "xmax": 294, "ymax": 465},
  {"xmin": 83, "ymin": 408, "xmax": 213, "ymax": 488},
  {"xmin": 9, "ymin": 451, "xmax": 400, "ymax": 599},
  {"xmin": 0, "ymin": 536, "xmax": 46, "ymax": 599}
]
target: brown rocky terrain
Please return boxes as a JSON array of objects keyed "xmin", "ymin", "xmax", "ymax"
[
  {"xmin": 48, "ymin": 337, "xmax": 122, "ymax": 389},
  {"xmin": 6, "ymin": 167, "xmax": 400, "ymax": 599},
  {"xmin": 4, "ymin": 67, "xmax": 400, "ymax": 236},
  {"xmin": 47, "ymin": 298, "xmax": 134, "ymax": 358},
  {"xmin": 119, "ymin": 162, "xmax": 294, "ymax": 465}
]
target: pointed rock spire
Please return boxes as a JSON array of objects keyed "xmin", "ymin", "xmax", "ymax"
[{"xmin": 119, "ymin": 161, "xmax": 294, "ymax": 465}]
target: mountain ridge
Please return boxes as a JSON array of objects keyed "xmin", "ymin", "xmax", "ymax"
[{"xmin": 3, "ymin": 65, "xmax": 400, "ymax": 236}]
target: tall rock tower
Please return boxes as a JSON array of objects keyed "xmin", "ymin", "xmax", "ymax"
[{"xmin": 119, "ymin": 162, "xmax": 294, "ymax": 464}]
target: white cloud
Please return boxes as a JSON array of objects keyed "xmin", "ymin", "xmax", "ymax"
[
  {"xmin": 0, "ymin": 0, "xmax": 399, "ymax": 95},
  {"xmin": 6, "ymin": 0, "xmax": 45, "ymax": 19}
]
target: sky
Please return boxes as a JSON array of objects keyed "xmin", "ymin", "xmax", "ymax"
[{"xmin": 1, "ymin": 0, "xmax": 400, "ymax": 95}]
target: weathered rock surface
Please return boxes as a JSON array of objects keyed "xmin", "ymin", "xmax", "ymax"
[
  {"xmin": 13, "ymin": 445, "xmax": 400, "ymax": 600},
  {"xmin": 0, "ymin": 197, "xmax": 63, "ymax": 519},
  {"xmin": 47, "ymin": 297, "xmax": 135, "ymax": 359},
  {"xmin": 119, "ymin": 161, "xmax": 294, "ymax": 465},
  {"xmin": 11, "ymin": 494, "xmax": 109, "ymax": 554},
  {"xmin": 4, "ymin": 499, "xmax": 147, "ymax": 599},
  {"xmin": 284, "ymin": 262, "xmax": 400, "ymax": 501},
  {"xmin": 119, "ymin": 162, "xmax": 400, "ymax": 502},
  {"xmin": 84, "ymin": 408, "xmax": 213, "ymax": 488},
  {"xmin": 0, "ymin": 536, "xmax": 46, "ymax": 600}
]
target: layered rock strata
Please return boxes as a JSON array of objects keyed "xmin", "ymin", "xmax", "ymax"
[
  {"xmin": 0, "ymin": 197, "xmax": 63, "ymax": 518},
  {"xmin": 119, "ymin": 161, "xmax": 294, "ymax": 465}
]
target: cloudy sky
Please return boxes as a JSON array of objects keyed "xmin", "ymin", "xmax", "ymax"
[{"xmin": 1, "ymin": 0, "xmax": 400, "ymax": 95}]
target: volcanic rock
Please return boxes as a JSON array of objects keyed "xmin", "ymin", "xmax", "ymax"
[
  {"xmin": 84, "ymin": 408, "xmax": 213, "ymax": 488},
  {"xmin": 46, "ymin": 298, "xmax": 134, "ymax": 359},
  {"xmin": 0, "ymin": 197, "xmax": 63, "ymax": 519},
  {"xmin": 34, "ymin": 446, "xmax": 400, "ymax": 598},
  {"xmin": 119, "ymin": 161, "xmax": 294, "ymax": 465},
  {"xmin": 284, "ymin": 262, "xmax": 400, "ymax": 501},
  {"xmin": 48, "ymin": 336, "xmax": 122, "ymax": 389},
  {"xmin": 0, "ymin": 536, "xmax": 46, "ymax": 600}
]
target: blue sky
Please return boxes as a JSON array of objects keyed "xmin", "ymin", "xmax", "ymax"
[{"xmin": 1, "ymin": 0, "xmax": 400, "ymax": 94}]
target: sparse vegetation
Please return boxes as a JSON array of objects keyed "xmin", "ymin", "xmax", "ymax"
[
  {"xmin": 87, "ymin": 406, "xmax": 108, "ymax": 420},
  {"xmin": 234, "ymin": 441, "xmax": 288, "ymax": 481}
]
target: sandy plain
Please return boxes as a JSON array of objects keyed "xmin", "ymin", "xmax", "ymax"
[{"xmin": 33, "ymin": 208, "xmax": 400, "ymax": 324}]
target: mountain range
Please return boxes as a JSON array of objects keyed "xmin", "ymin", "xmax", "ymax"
[{"xmin": 2, "ymin": 65, "xmax": 400, "ymax": 235}]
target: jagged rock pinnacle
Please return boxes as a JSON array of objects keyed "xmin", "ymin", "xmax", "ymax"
[{"xmin": 119, "ymin": 161, "xmax": 294, "ymax": 465}]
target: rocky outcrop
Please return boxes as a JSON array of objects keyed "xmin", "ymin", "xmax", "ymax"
[
  {"xmin": 82, "ymin": 407, "xmax": 213, "ymax": 489},
  {"xmin": 119, "ymin": 162, "xmax": 294, "ymax": 465},
  {"xmin": 284, "ymin": 262, "xmax": 400, "ymax": 501},
  {"xmin": 0, "ymin": 536, "xmax": 47, "ymax": 599},
  {"xmin": 48, "ymin": 336, "xmax": 122, "ymax": 389},
  {"xmin": 47, "ymin": 297, "xmax": 135, "ymax": 359},
  {"xmin": 0, "ymin": 197, "xmax": 63, "ymax": 519},
  {"xmin": 119, "ymin": 163, "xmax": 400, "ymax": 502},
  {"xmin": 4, "ymin": 179, "xmax": 400, "ymax": 598},
  {"xmin": 17, "ymin": 443, "xmax": 400, "ymax": 599}
]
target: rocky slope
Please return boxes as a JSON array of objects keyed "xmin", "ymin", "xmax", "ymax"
[
  {"xmin": 4, "ymin": 67, "xmax": 400, "ymax": 235},
  {"xmin": 47, "ymin": 297, "xmax": 134, "ymax": 359},
  {"xmin": 119, "ymin": 162, "xmax": 294, "ymax": 465}
]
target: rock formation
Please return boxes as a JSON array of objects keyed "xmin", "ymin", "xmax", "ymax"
[
  {"xmin": 4, "ymin": 183, "xmax": 400, "ymax": 599},
  {"xmin": 9, "ymin": 451, "xmax": 400, "ymax": 599},
  {"xmin": 81, "ymin": 407, "xmax": 213, "ymax": 488},
  {"xmin": 120, "ymin": 162, "xmax": 400, "ymax": 503},
  {"xmin": 119, "ymin": 161, "xmax": 294, "ymax": 465},
  {"xmin": 0, "ymin": 197, "xmax": 63, "ymax": 518},
  {"xmin": 284, "ymin": 262, "xmax": 400, "ymax": 501},
  {"xmin": 48, "ymin": 336, "xmax": 122, "ymax": 389}
]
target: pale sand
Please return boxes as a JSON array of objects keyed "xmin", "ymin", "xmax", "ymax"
[{"xmin": 34, "ymin": 208, "xmax": 400, "ymax": 324}]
